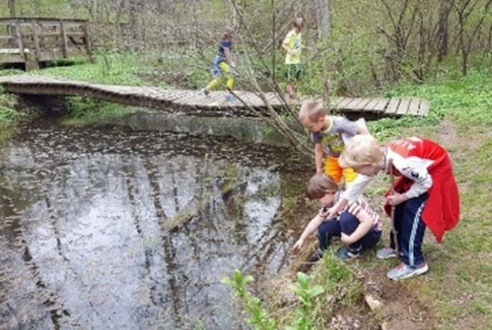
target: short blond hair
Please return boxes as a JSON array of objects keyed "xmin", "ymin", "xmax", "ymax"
[
  {"xmin": 299, "ymin": 100, "xmax": 326, "ymax": 122},
  {"xmin": 306, "ymin": 173, "xmax": 338, "ymax": 200},
  {"xmin": 339, "ymin": 134, "xmax": 385, "ymax": 169}
]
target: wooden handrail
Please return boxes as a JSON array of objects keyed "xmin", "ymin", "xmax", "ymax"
[{"xmin": 0, "ymin": 17, "xmax": 92, "ymax": 69}]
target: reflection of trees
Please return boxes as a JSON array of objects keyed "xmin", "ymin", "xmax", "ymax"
[
  {"xmin": 144, "ymin": 156, "xmax": 183, "ymax": 326},
  {"xmin": 0, "ymin": 136, "xmax": 288, "ymax": 329}
]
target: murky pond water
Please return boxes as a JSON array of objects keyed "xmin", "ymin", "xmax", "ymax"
[{"xmin": 0, "ymin": 123, "xmax": 305, "ymax": 330}]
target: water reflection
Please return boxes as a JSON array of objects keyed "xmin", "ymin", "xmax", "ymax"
[{"xmin": 0, "ymin": 125, "xmax": 297, "ymax": 329}]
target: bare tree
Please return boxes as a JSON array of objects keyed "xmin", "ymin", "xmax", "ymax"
[
  {"xmin": 8, "ymin": 0, "xmax": 16, "ymax": 17},
  {"xmin": 454, "ymin": 0, "xmax": 492, "ymax": 75},
  {"xmin": 316, "ymin": 0, "xmax": 330, "ymax": 38},
  {"xmin": 377, "ymin": 0, "xmax": 424, "ymax": 81},
  {"xmin": 436, "ymin": 0, "xmax": 455, "ymax": 62}
]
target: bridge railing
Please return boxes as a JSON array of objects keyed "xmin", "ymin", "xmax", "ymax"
[{"xmin": 0, "ymin": 17, "xmax": 93, "ymax": 71}]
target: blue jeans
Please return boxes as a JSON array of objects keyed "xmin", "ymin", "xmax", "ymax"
[
  {"xmin": 317, "ymin": 212, "xmax": 381, "ymax": 252},
  {"xmin": 390, "ymin": 193, "xmax": 428, "ymax": 266}
]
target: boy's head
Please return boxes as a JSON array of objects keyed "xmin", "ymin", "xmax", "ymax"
[
  {"xmin": 293, "ymin": 17, "xmax": 304, "ymax": 30},
  {"xmin": 299, "ymin": 100, "xmax": 330, "ymax": 132},
  {"xmin": 306, "ymin": 173, "xmax": 338, "ymax": 208},
  {"xmin": 222, "ymin": 27, "xmax": 234, "ymax": 40},
  {"xmin": 339, "ymin": 134, "xmax": 385, "ymax": 176}
]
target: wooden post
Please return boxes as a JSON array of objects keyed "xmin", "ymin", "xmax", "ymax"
[
  {"xmin": 14, "ymin": 20, "xmax": 38, "ymax": 71},
  {"xmin": 14, "ymin": 21, "xmax": 25, "ymax": 60},
  {"xmin": 31, "ymin": 19, "xmax": 42, "ymax": 66},
  {"xmin": 81, "ymin": 21, "xmax": 96, "ymax": 63},
  {"xmin": 60, "ymin": 19, "xmax": 68, "ymax": 58}
]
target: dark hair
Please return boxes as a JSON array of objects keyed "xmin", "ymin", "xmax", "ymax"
[
  {"xmin": 294, "ymin": 17, "xmax": 304, "ymax": 29},
  {"xmin": 222, "ymin": 27, "xmax": 233, "ymax": 40},
  {"xmin": 306, "ymin": 173, "xmax": 338, "ymax": 199}
]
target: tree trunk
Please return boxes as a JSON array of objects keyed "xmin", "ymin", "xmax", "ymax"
[
  {"xmin": 316, "ymin": 0, "xmax": 330, "ymax": 38},
  {"xmin": 8, "ymin": 0, "xmax": 16, "ymax": 17},
  {"xmin": 437, "ymin": 0, "xmax": 453, "ymax": 62},
  {"xmin": 129, "ymin": 0, "xmax": 139, "ymax": 42}
]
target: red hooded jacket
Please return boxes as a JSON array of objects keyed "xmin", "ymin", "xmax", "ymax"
[{"xmin": 383, "ymin": 137, "xmax": 460, "ymax": 242}]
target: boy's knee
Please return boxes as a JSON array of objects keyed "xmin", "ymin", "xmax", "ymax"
[
  {"xmin": 339, "ymin": 212, "xmax": 359, "ymax": 233},
  {"xmin": 339, "ymin": 212, "xmax": 357, "ymax": 225},
  {"xmin": 317, "ymin": 219, "xmax": 341, "ymax": 236}
]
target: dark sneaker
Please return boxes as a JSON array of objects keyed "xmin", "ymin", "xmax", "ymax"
[
  {"xmin": 336, "ymin": 246, "xmax": 362, "ymax": 260},
  {"xmin": 387, "ymin": 262, "xmax": 429, "ymax": 281},
  {"xmin": 307, "ymin": 248, "xmax": 323, "ymax": 263}
]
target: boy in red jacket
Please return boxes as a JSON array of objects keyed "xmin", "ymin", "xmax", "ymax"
[{"xmin": 329, "ymin": 135, "xmax": 460, "ymax": 280}]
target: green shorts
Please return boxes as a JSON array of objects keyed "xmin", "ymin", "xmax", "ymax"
[{"xmin": 284, "ymin": 64, "xmax": 304, "ymax": 82}]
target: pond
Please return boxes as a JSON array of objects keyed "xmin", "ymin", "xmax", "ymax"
[{"xmin": 0, "ymin": 122, "xmax": 307, "ymax": 329}]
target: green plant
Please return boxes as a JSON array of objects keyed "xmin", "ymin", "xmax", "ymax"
[
  {"xmin": 223, "ymin": 269, "xmax": 328, "ymax": 330},
  {"xmin": 286, "ymin": 272, "xmax": 324, "ymax": 330},
  {"xmin": 0, "ymin": 93, "xmax": 19, "ymax": 122},
  {"xmin": 222, "ymin": 269, "xmax": 277, "ymax": 330}
]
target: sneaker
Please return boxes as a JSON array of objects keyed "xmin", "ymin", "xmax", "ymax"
[
  {"xmin": 336, "ymin": 246, "xmax": 362, "ymax": 260},
  {"xmin": 376, "ymin": 247, "xmax": 397, "ymax": 259},
  {"xmin": 202, "ymin": 88, "xmax": 210, "ymax": 97},
  {"xmin": 225, "ymin": 94, "xmax": 237, "ymax": 102},
  {"xmin": 387, "ymin": 262, "xmax": 429, "ymax": 281},
  {"xmin": 307, "ymin": 248, "xmax": 323, "ymax": 263}
]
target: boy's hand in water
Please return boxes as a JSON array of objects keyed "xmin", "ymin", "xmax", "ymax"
[{"xmin": 292, "ymin": 238, "xmax": 305, "ymax": 253}]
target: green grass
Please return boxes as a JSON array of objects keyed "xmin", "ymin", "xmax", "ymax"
[{"xmin": 31, "ymin": 52, "xmax": 159, "ymax": 86}]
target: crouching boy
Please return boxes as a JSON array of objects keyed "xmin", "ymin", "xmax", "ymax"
[
  {"xmin": 336, "ymin": 135, "xmax": 460, "ymax": 280},
  {"xmin": 292, "ymin": 173, "xmax": 382, "ymax": 261}
]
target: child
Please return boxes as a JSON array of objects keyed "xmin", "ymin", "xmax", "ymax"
[
  {"xmin": 292, "ymin": 173, "xmax": 382, "ymax": 261},
  {"xmin": 202, "ymin": 28, "xmax": 237, "ymax": 102},
  {"xmin": 299, "ymin": 100, "xmax": 369, "ymax": 188},
  {"xmin": 335, "ymin": 135, "xmax": 460, "ymax": 280},
  {"xmin": 282, "ymin": 17, "xmax": 306, "ymax": 100}
]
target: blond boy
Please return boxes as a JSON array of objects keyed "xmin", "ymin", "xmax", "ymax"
[
  {"xmin": 299, "ymin": 100, "xmax": 369, "ymax": 187},
  {"xmin": 332, "ymin": 134, "xmax": 460, "ymax": 280}
]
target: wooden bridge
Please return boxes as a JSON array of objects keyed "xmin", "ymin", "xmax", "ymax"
[
  {"xmin": 0, "ymin": 75, "xmax": 429, "ymax": 118},
  {"xmin": 0, "ymin": 18, "xmax": 93, "ymax": 71}
]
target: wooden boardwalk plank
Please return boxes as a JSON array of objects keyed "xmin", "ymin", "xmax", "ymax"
[
  {"xmin": 418, "ymin": 99, "xmax": 430, "ymax": 116},
  {"xmin": 396, "ymin": 98, "xmax": 412, "ymax": 115},
  {"xmin": 406, "ymin": 97, "xmax": 421, "ymax": 116},
  {"xmin": 331, "ymin": 97, "xmax": 348, "ymax": 109},
  {"xmin": 385, "ymin": 98, "xmax": 401, "ymax": 114},
  {"xmin": 337, "ymin": 98, "xmax": 355, "ymax": 109},
  {"xmin": 352, "ymin": 98, "xmax": 371, "ymax": 111},
  {"xmin": 329, "ymin": 97, "xmax": 344, "ymax": 109},
  {"xmin": 342, "ymin": 98, "xmax": 364, "ymax": 111},
  {"xmin": 365, "ymin": 98, "xmax": 389, "ymax": 112},
  {"xmin": 265, "ymin": 92, "xmax": 281, "ymax": 105},
  {"xmin": 175, "ymin": 92, "xmax": 209, "ymax": 105},
  {"xmin": 0, "ymin": 75, "xmax": 430, "ymax": 117}
]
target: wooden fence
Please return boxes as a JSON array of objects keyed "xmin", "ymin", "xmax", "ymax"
[{"xmin": 0, "ymin": 17, "xmax": 93, "ymax": 70}]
